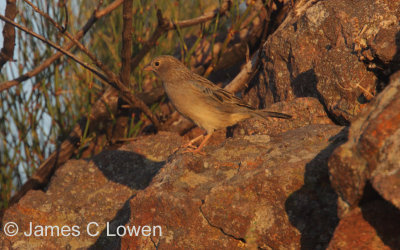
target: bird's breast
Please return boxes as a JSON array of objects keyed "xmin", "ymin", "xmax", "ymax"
[{"xmin": 163, "ymin": 81, "xmax": 236, "ymax": 132}]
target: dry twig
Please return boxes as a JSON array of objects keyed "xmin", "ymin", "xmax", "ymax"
[
  {"xmin": 0, "ymin": 0, "xmax": 123, "ymax": 92},
  {"xmin": 130, "ymin": 0, "xmax": 232, "ymax": 71},
  {"xmin": 224, "ymin": 49, "xmax": 260, "ymax": 93},
  {"xmin": 5, "ymin": 0, "xmax": 124, "ymax": 208},
  {"xmin": 120, "ymin": 0, "xmax": 133, "ymax": 86},
  {"xmin": 0, "ymin": 0, "xmax": 17, "ymax": 70},
  {"xmin": 4, "ymin": 0, "xmax": 234, "ymax": 206}
]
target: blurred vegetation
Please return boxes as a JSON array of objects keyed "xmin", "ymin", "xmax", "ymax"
[{"xmin": 0, "ymin": 0, "xmax": 257, "ymax": 210}]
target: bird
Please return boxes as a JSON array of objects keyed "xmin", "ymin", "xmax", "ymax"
[{"xmin": 144, "ymin": 55, "xmax": 292, "ymax": 153}]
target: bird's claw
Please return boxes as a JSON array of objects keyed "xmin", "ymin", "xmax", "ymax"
[
  {"xmin": 182, "ymin": 142, "xmax": 198, "ymax": 149},
  {"xmin": 182, "ymin": 147, "xmax": 206, "ymax": 155}
]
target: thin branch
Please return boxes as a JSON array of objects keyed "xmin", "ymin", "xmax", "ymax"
[
  {"xmin": 1, "ymin": 0, "xmax": 232, "ymax": 129},
  {"xmin": 130, "ymin": 0, "xmax": 232, "ymax": 71},
  {"xmin": 7, "ymin": 84, "xmax": 166, "ymax": 207},
  {"xmin": 0, "ymin": 13, "xmax": 161, "ymax": 130},
  {"xmin": 0, "ymin": 0, "xmax": 17, "ymax": 70},
  {"xmin": 120, "ymin": 0, "xmax": 133, "ymax": 86},
  {"xmin": 61, "ymin": 0, "xmax": 68, "ymax": 32},
  {"xmin": 0, "ymin": 14, "xmax": 109, "ymax": 84},
  {"xmin": 96, "ymin": 0, "xmax": 123, "ymax": 18},
  {"xmin": 167, "ymin": 1, "xmax": 232, "ymax": 29},
  {"xmin": 129, "ymin": 9, "xmax": 167, "ymax": 71},
  {"xmin": 23, "ymin": 0, "xmax": 66, "ymax": 32},
  {"xmin": 3, "ymin": 0, "xmax": 126, "ymax": 210},
  {"xmin": 18, "ymin": 1, "xmax": 119, "ymax": 88},
  {"xmin": 8, "ymin": 87, "xmax": 120, "ymax": 208},
  {"xmin": 0, "ymin": 0, "xmax": 122, "ymax": 92},
  {"xmin": 204, "ymin": 1, "xmax": 255, "ymax": 77},
  {"xmin": 224, "ymin": 49, "xmax": 260, "ymax": 93}
]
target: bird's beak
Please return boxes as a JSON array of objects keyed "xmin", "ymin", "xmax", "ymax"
[{"xmin": 144, "ymin": 64, "xmax": 153, "ymax": 71}]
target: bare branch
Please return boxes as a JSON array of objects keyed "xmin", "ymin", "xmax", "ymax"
[
  {"xmin": 120, "ymin": 0, "xmax": 133, "ymax": 86},
  {"xmin": 168, "ymin": 0, "xmax": 232, "ymax": 29},
  {"xmin": 7, "ymin": 82, "xmax": 169, "ymax": 208},
  {"xmin": 0, "ymin": 14, "xmax": 110, "ymax": 83},
  {"xmin": 8, "ymin": 87, "xmax": 120, "ymax": 207},
  {"xmin": 204, "ymin": 0, "xmax": 256, "ymax": 77},
  {"xmin": 224, "ymin": 49, "xmax": 260, "ymax": 93},
  {"xmin": 61, "ymin": 0, "xmax": 68, "ymax": 32},
  {"xmin": 0, "ymin": 0, "xmax": 122, "ymax": 92},
  {"xmin": 130, "ymin": 0, "xmax": 232, "ymax": 71},
  {"xmin": 23, "ymin": 0, "xmax": 66, "ymax": 32},
  {"xmin": 0, "ymin": 0, "xmax": 17, "ymax": 70},
  {"xmin": 0, "ymin": 12, "xmax": 161, "ymax": 130},
  {"xmin": 1, "ymin": 0, "xmax": 234, "ymax": 133},
  {"xmin": 24, "ymin": 0, "xmax": 68, "ymax": 33},
  {"xmin": 129, "ymin": 10, "xmax": 166, "ymax": 71},
  {"xmin": 96, "ymin": 0, "xmax": 123, "ymax": 18}
]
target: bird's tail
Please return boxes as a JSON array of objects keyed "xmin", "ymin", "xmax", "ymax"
[{"xmin": 252, "ymin": 110, "xmax": 292, "ymax": 120}]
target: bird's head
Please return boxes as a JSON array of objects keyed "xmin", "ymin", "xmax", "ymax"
[{"xmin": 144, "ymin": 55, "xmax": 189, "ymax": 81}]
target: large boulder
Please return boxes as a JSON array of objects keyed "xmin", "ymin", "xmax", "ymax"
[
  {"xmin": 246, "ymin": 0, "xmax": 400, "ymax": 125},
  {"xmin": 1, "ymin": 117, "xmax": 344, "ymax": 249},
  {"xmin": 0, "ymin": 132, "xmax": 183, "ymax": 249},
  {"xmin": 2, "ymin": 0, "xmax": 400, "ymax": 249},
  {"xmin": 328, "ymin": 71, "xmax": 400, "ymax": 216},
  {"xmin": 120, "ymin": 124, "xmax": 344, "ymax": 249}
]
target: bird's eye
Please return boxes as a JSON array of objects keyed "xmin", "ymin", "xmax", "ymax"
[{"xmin": 154, "ymin": 61, "xmax": 160, "ymax": 67}]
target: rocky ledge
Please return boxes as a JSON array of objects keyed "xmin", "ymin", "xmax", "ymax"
[{"xmin": 2, "ymin": 0, "xmax": 400, "ymax": 248}]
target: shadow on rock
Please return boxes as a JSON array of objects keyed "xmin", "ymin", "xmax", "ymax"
[
  {"xmin": 290, "ymin": 69, "xmax": 344, "ymax": 125},
  {"xmin": 89, "ymin": 150, "xmax": 165, "ymax": 248},
  {"xmin": 91, "ymin": 150, "xmax": 164, "ymax": 190},
  {"xmin": 89, "ymin": 195, "xmax": 135, "ymax": 250},
  {"xmin": 393, "ymin": 31, "xmax": 400, "ymax": 73},
  {"xmin": 285, "ymin": 127, "xmax": 348, "ymax": 249},
  {"xmin": 290, "ymin": 68, "xmax": 320, "ymax": 100},
  {"xmin": 361, "ymin": 183, "xmax": 400, "ymax": 249}
]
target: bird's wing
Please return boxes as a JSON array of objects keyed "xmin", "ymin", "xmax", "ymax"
[{"xmin": 189, "ymin": 75, "xmax": 254, "ymax": 109}]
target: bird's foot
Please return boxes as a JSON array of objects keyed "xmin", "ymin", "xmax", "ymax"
[
  {"xmin": 183, "ymin": 143, "xmax": 198, "ymax": 149},
  {"xmin": 182, "ymin": 134, "xmax": 204, "ymax": 149},
  {"xmin": 182, "ymin": 147, "xmax": 206, "ymax": 155},
  {"xmin": 181, "ymin": 133, "xmax": 212, "ymax": 155}
]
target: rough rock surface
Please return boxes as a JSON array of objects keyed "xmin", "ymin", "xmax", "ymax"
[
  {"xmin": 0, "ymin": 132, "xmax": 183, "ymax": 249},
  {"xmin": 1, "ymin": 122, "xmax": 346, "ymax": 249},
  {"xmin": 233, "ymin": 97, "xmax": 333, "ymax": 136},
  {"xmin": 2, "ymin": 0, "xmax": 400, "ymax": 249},
  {"xmin": 247, "ymin": 0, "xmax": 400, "ymax": 124},
  {"xmin": 328, "ymin": 72, "xmax": 400, "ymax": 216},
  {"xmin": 328, "ymin": 199, "xmax": 400, "ymax": 249},
  {"xmin": 120, "ymin": 124, "xmax": 344, "ymax": 249}
]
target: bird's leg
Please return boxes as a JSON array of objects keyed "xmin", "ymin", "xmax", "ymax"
[
  {"xmin": 195, "ymin": 133, "xmax": 212, "ymax": 152},
  {"xmin": 183, "ymin": 134, "xmax": 205, "ymax": 149},
  {"xmin": 184, "ymin": 133, "xmax": 212, "ymax": 154}
]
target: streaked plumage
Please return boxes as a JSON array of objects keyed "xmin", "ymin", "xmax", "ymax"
[{"xmin": 145, "ymin": 55, "xmax": 292, "ymax": 152}]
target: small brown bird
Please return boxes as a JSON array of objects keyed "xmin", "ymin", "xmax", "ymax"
[{"xmin": 144, "ymin": 55, "xmax": 292, "ymax": 153}]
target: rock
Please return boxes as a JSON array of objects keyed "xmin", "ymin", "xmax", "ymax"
[
  {"xmin": 328, "ymin": 72, "xmax": 400, "ymax": 216},
  {"xmin": 233, "ymin": 97, "xmax": 333, "ymax": 136},
  {"xmin": 1, "ymin": 123, "xmax": 345, "ymax": 249},
  {"xmin": 247, "ymin": 0, "xmax": 400, "ymax": 124},
  {"xmin": 120, "ymin": 124, "xmax": 344, "ymax": 249},
  {"xmin": 2, "ymin": 0, "xmax": 400, "ymax": 249},
  {"xmin": 328, "ymin": 199, "xmax": 400, "ymax": 249},
  {"xmin": 0, "ymin": 132, "xmax": 183, "ymax": 249}
]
